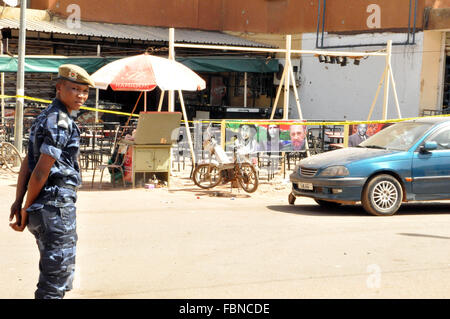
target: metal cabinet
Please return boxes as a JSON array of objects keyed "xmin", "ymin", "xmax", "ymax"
[{"xmin": 131, "ymin": 144, "xmax": 172, "ymax": 188}]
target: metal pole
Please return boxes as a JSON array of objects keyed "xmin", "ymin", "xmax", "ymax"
[
  {"xmin": 281, "ymin": 35, "xmax": 292, "ymax": 178},
  {"xmin": 1, "ymin": 72, "xmax": 4, "ymax": 126},
  {"xmin": 178, "ymin": 90, "xmax": 196, "ymax": 166},
  {"xmin": 95, "ymin": 44, "xmax": 100, "ymax": 123},
  {"xmin": 321, "ymin": 0, "xmax": 326, "ymax": 47},
  {"xmin": 168, "ymin": 28, "xmax": 175, "ymax": 112},
  {"xmin": 1, "ymin": 40, "xmax": 4, "ymax": 126},
  {"xmin": 437, "ymin": 32, "xmax": 446, "ymax": 110},
  {"xmin": 244, "ymin": 72, "xmax": 247, "ymax": 107},
  {"xmin": 315, "ymin": 0, "xmax": 322, "ymax": 48},
  {"xmin": 14, "ymin": 0, "xmax": 26, "ymax": 154},
  {"xmin": 412, "ymin": 0, "xmax": 417, "ymax": 44},
  {"xmin": 406, "ymin": 0, "xmax": 412, "ymax": 44}
]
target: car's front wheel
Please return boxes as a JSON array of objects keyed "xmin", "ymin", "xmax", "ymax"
[
  {"xmin": 288, "ymin": 193, "xmax": 296, "ymax": 205},
  {"xmin": 362, "ymin": 174, "xmax": 403, "ymax": 216}
]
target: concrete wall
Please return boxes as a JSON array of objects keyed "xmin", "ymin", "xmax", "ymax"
[
  {"xmin": 419, "ymin": 31, "xmax": 446, "ymax": 112},
  {"xmin": 291, "ymin": 32, "xmax": 424, "ymax": 121}
]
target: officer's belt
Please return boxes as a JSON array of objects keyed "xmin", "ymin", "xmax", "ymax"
[{"xmin": 46, "ymin": 180, "xmax": 78, "ymax": 192}]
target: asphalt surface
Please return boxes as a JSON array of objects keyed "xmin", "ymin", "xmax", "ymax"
[{"xmin": 1, "ymin": 169, "xmax": 450, "ymax": 299}]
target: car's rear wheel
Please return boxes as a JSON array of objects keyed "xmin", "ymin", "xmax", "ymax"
[
  {"xmin": 314, "ymin": 199, "xmax": 342, "ymax": 208},
  {"xmin": 362, "ymin": 174, "xmax": 403, "ymax": 216}
]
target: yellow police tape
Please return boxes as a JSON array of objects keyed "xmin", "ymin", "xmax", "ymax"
[
  {"xmin": 2, "ymin": 94, "xmax": 450, "ymax": 125},
  {"xmin": 1, "ymin": 94, "xmax": 139, "ymax": 118}
]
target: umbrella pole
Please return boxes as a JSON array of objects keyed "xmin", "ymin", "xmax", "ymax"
[
  {"xmin": 158, "ymin": 90, "xmax": 165, "ymax": 112},
  {"xmin": 144, "ymin": 91, "xmax": 147, "ymax": 112},
  {"xmin": 123, "ymin": 91, "xmax": 143, "ymax": 130},
  {"xmin": 178, "ymin": 90, "xmax": 196, "ymax": 168}
]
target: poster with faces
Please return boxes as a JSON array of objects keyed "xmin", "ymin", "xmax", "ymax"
[{"xmin": 223, "ymin": 121, "xmax": 307, "ymax": 153}]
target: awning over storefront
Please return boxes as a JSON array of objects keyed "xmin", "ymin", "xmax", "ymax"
[
  {"xmin": 176, "ymin": 57, "xmax": 279, "ymax": 73},
  {"xmin": 0, "ymin": 56, "xmax": 279, "ymax": 73},
  {"xmin": 0, "ymin": 56, "xmax": 116, "ymax": 73}
]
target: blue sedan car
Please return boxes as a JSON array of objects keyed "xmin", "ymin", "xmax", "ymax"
[{"xmin": 289, "ymin": 117, "xmax": 450, "ymax": 216}]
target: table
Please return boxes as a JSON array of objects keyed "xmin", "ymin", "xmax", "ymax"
[
  {"xmin": 325, "ymin": 131, "xmax": 344, "ymax": 149},
  {"xmin": 80, "ymin": 133, "xmax": 105, "ymax": 170}
]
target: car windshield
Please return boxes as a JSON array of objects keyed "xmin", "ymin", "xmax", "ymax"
[{"xmin": 358, "ymin": 122, "xmax": 433, "ymax": 151}]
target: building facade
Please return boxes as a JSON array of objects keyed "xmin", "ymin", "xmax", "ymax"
[{"xmin": 2, "ymin": 0, "xmax": 450, "ymax": 121}]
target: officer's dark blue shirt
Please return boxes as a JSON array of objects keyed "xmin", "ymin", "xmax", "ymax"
[{"xmin": 26, "ymin": 98, "xmax": 81, "ymax": 211}]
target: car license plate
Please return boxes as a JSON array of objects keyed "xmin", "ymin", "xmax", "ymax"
[{"xmin": 297, "ymin": 182, "xmax": 313, "ymax": 190}]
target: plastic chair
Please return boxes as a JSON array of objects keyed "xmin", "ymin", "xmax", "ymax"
[{"xmin": 91, "ymin": 142, "xmax": 128, "ymax": 189}]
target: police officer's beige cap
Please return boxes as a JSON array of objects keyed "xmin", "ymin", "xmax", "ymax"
[{"xmin": 58, "ymin": 64, "xmax": 95, "ymax": 87}]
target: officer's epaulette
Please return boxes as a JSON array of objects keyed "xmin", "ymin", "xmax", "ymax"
[{"xmin": 57, "ymin": 111, "xmax": 70, "ymax": 129}]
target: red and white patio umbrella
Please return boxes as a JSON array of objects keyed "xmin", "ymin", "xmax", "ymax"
[
  {"xmin": 91, "ymin": 53, "xmax": 204, "ymax": 164},
  {"xmin": 91, "ymin": 53, "xmax": 206, "ymax": 110}
]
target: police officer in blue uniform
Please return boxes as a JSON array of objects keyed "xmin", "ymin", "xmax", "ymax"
[{"xmin": 9, "ymin": 64, "xmax": 95, "ymax": 299}]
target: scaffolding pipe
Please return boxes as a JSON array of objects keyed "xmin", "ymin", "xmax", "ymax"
[
  {"xmin": 174, "ymin": 43, "xmax": 387, "ymax": 57},
  {"xmin": 367, "ymin": 68, "xmax": 387, "ymax": 121},
  {"xmin": 388, "ymin": 64, "xmax": 402, "ymax": 118},
  {"xmin": 382, "ymin": 40, "xmax": 392, "ymax": 120},
  {"xmin": 283, "ymin": 35, "xmax": 291, "ymax": 120},
  {"xmin": 168, "ymin": 28, "xmax": 175, "ymax": 112},
  {"xmin": 269, "ymin": 63, "xmax": 287, "ymax": 120}
]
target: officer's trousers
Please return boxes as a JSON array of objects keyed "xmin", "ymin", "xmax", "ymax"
[{"xmin": 27, "ymin": 203, "xmax": 78, "ymax": 299}]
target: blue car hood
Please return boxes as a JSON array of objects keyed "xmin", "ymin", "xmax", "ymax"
[{"xmin": 299, "ymin": 147, "xmax": 398, "ymax": 168}]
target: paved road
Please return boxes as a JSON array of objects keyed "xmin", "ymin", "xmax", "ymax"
[{"xmin": 1, "ymin": 171, "xmax": 450, "ymax": 299}]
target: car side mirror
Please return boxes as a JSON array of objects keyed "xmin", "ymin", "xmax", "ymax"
[{"xmin": 419, "ymin": 141, "xmax": 438, "ymax": 153}]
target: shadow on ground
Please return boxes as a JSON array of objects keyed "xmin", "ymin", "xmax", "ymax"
[
  {"xmin": 267, "ymin": 204, "xmax": 367, "ymax": 217},
  {"xmin": 81, "ymin": 180, "xmax": 252, "ymax": 198},
  {"xmin": 80, "ymin": 181, "xmax": 130, "ymax": 192},
  {"xmin": 168, "ymin": 187, "xmax": 251, "ymax": 198},
  {"xmin": 267, "ymin": 202, "xmax": 450, "ymax": 217},
  {"xmin": 397, "ymin": 232, "xmax": 450, "ymax": 240}
]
